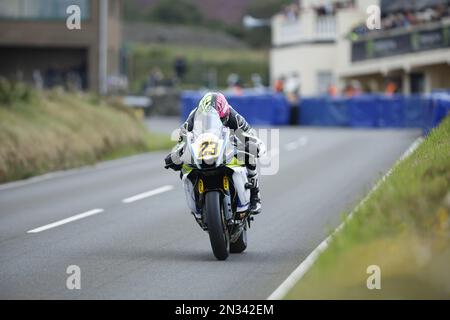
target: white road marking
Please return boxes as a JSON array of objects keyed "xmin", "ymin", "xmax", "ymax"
[
  {"xmin": 298, "ymin": 136, "xmax": 308, "ymax": 146},
  {"xmin": 122, "ymin": 185, "xmax": 174, "ymax": 204},
  {"xmin": 284, "ymin": 141, "xmax": 299, "ymax": 151},
  {"xmin": 27, "ymin": 208, "xmax": 104, "ymax": 234},
  {"xmin": 267, "ymin": 136, "xmax": 424, "ymax": 300},
  {"xmin": 284, "ymin": 136, "xmax": 308, "ymax": 151}
]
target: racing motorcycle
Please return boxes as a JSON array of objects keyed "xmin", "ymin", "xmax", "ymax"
[{"xmin": 177, "ymin": 108, "xmax": 256, "ymax": 260}]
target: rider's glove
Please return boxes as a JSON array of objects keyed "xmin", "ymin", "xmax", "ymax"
[
  {"xmin": 245, "ymin": 139, "xmax": 266, "ymax": 158},
  {"xmin": 164, "ymin": 153, "xmax": 182, "ymax": 171}
]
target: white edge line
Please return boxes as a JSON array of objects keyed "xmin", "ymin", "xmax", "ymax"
[
  {"xmin": 267, "ymin": 136, "xmax": 424, "ymax": 300},
  {"xmin": 27, "ymin": 208, "xmax": 104, "ymax": 234},
  {"xmin": 122, "ymin": 185, "xmax": 174, "ymax": 204}
]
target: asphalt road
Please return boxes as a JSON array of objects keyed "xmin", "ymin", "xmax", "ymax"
[{"xmin": 0, "ymin": 126, "xmax": 421, "ymax": 299}]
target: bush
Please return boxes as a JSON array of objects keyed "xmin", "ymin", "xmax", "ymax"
[{"xmin": 0, "ymin": 78, "xmax": 35, "ymax": 107}]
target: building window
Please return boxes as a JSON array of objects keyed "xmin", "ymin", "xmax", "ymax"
[
  {"xmin": 0, "ymin": 0, "xmax": 91, "ymax": 20},
  {"xmin": 317, "ymin": 71, "xmax": 334, "ymax": 95}
]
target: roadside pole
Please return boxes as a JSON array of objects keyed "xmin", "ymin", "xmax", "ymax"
[{"xmin": 99, "ymin": 0, "xmax": 108, "ymax": 95}]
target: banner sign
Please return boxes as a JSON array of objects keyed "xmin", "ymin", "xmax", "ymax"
[{"xmin": 352, "ymin": 26, "xmax": 450, "ymax": 62}]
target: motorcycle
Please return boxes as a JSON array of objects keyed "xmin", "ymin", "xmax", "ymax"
[{"xmin": 176, "ymin": 108, "xmax": 255, "ymax": 260}]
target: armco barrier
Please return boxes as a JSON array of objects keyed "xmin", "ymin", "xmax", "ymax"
[{"xmin": 181, "ymin": 91, "xmax": 450, "ymax": 131}]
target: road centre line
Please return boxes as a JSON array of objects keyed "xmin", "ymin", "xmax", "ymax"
[
  {"xmin": 27, "ymin": 209, "xmax": 104, "ymax": 234},
  {"xmin": 284, "ymin": 136, "xmax": 308, "ymax": 151},
  {"xmin": 122, "ymin": 185, "xmax": 174, "ymax": 204}
]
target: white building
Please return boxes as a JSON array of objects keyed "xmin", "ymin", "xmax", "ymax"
[{"xmin": 270, "ymin": 0, "xmax": 450, "ymax": 96}]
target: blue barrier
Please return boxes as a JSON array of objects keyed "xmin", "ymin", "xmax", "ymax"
[
  {"xmin": 348, "ymin": 95, "xmax": 380, "ymax": 128},
  {"xmin": 377, "ymin": 95, "xmax": 405, "ymax": 127},
  {"xmin": 180, "ymin": 91, "xmax": 450, "ymax": 131},
  {"xmin": 300, "ymin": 97, "xmax": 350, "ymax": 126},
  {"xmin": 181, "ymin": 91, "xmax": 290, "ymax": 126},
  {"xmin": 404, "ymin": 95, "xmax": 428, "ymax": 128},
  {"xmin": 424, "ymin": 94, "xmax": 450, "ymax": 134},
  {"xmin": 181, "ymin": 91, "xmax": 199, "ymax": 120},
  {"xmin": 299, "ymin": 94, "xmax": 448, "ymax": 130}
]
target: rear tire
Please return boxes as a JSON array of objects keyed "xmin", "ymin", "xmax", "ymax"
[
  {"xmin": 230, "ymin": 227, "xmax": 247, "ymax": 253},
  {"xmin": 205, "ymin": 192, "xmax": 229, "ymax": 260}
]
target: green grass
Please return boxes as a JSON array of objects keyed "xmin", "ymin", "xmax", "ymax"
[
  {"xmin": 285, "ymin": 116, "xmax": 450, "ymax": 299},
  {"xmin": 129, "ymin": 43, "xmax": 269, "ymax": 92},
  {"xmin": 0, "ymin": 84, "xmax": 174, "ymax": 183}
]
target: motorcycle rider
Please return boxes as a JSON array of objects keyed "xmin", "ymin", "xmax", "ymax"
[{"xmin": 164, "ymin": 92, "xmax": 265, "ymax": 215}]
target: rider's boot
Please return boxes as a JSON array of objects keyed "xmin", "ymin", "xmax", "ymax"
[{"xmin": 246, "ymin": 171, "xmax": 261, "ymax": 215}]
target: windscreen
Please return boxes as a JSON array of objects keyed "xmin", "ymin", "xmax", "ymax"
[{"xmin": 192, "ymin": 108, "xmax": 223, "ymax": 138}]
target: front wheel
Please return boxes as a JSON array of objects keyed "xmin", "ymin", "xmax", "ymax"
[{"xmin": 205, "ymin": 192, "xmax": 229, "ymax": 260}]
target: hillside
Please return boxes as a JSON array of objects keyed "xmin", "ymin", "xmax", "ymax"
[
  {"xmin": 127, "ymin": 0, "xmax": 253, "ymax": 25},
  {"xmin": 123, "ymin": 22, "xmax": 247, "ymax": 48}
]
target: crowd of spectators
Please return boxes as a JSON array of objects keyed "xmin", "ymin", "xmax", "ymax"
[
  {"xmin": 280, "ymin": 2, "xmax": 301, "ymax": 22},
  {"xmin": 280, "ymin": 0, "xmax": 355, "ymax": 20},
  {"xmin": 351, "ymin": 3, "xmax": 450, "ymax": 39},
  {"xmin": 314, "ymin": 0, "xmax": 355, "ymax": 16}
]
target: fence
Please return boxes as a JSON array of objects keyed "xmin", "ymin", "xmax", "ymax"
[
  {"xmin": 181, "ymin": 91, "xmax": 290, "ymax": 126},
  {"xmin": 180, "ymin": 92, "xmax": 450, "ymax": 133}
]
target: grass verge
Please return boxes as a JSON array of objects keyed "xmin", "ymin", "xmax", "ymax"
[
  {"xmin": 285, "ymin": 116, "xmax": 450, "ymax": 299},
  {"xmin": 0, "ymin": 83, "xmax": 174, "ymax": 183}
]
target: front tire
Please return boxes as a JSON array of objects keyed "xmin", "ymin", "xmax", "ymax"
[
  {"xmin": 230, "ymin": 227, "xmax": 247, "ymax": 253},
  {"xmin": 205, "ymin": 192, "xmax": 229, "ymax": 260}
]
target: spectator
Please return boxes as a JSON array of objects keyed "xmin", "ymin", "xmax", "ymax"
[
  {"xmin": 44, "ymin": 64, "xmax": 64, "ymax": 89},
  {"xmin": 343, "ymin": 83, "xmax": 356, "ymax": 97},
  {"xmin": 327, "ymin": 84, "xmax": 338, "ymax": 97},
  {"xmin": 251, "ymin": 73, "xmax": 265, "ymax": 91},
  {"xmin": 66, "ymin": 69, "xmax": 82, "ymax": 92},
  {"xmin": 174, "ymin": 54, "xmax": 187, "ymax": 81},
  {"xmin": 385, "ymin": 80, "xmax": 398, "ymax": 96},
  {"xmin": 32, "ymin": 70, "xmax": 43, "ymax": 91},
  {"xmin": 284, "ymin": 72, "xmax": 301, "ymax": 125},
  {"xmin": 350, "ymin": 3, "xmax": 450, "ymax": 39},
  {"xmin": 282, "ymin": 3, "xmax": 300, "ymax": 21},
  {"xmin": 227, "ymin": 73, "xmax": 243, "ymax": 95},
  {"xmin": 351, "ymin": 80, "xmax": 363, "ymax": 95},
  {"xmin": 148, "ymin": 67, "xmax": 163, "ymax": 88},
  {"xmin": 274, "ymin": 76, "xmax": 285, "ymax": 93}
]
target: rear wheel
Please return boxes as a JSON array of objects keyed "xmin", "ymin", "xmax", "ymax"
[
  {"xmin": 205, "ymin": 192, "xmax": 229, "ymax": 260},
  {"xmin": 230, "ymin": 227, "xmax": 247, "ymax": 253}
]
